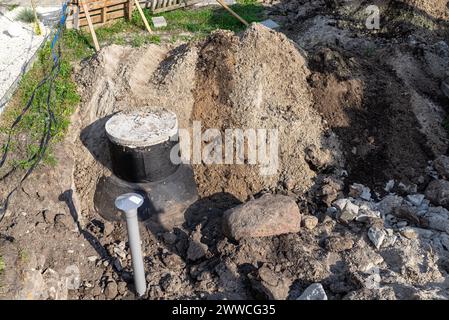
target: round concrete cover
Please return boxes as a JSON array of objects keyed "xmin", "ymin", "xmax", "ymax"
[{"xmin": 105, "ymin": 109, "xmax": 178, "ymax": 148}]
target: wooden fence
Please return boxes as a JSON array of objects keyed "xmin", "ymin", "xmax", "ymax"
[{"xmin": 66, "ymin": 0, "xmax": 202, "ymax": 29}]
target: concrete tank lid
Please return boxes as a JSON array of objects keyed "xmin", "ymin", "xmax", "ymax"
[{"xmin": 105, "ymin": 110, "xmax": 178, "ymax": 148}]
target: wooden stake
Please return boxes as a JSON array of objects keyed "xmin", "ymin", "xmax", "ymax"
[
  {"xmin": 80, "ymin": 0, "xmax": 100, "ymax": 51},
  {"xmin": 134, "ymin": 0, "xmax": 153, "ymax": 33},
  {"xmin": 30, "ymin": 0, "xmax": 42, "ymax": 35},
  {"xmin": 101, "ymin": 0, "xmax": 108, "ymax": 24},
  {"xmin": 216, "ymin": 0, "xmax": 249, "ymax": 26},
  {"xmin": 73, "ymin": 3, "xmax": 80, "ymax": 30},
  {"xmin": 126, "ymin": 0, "xmax": 134, "ymax": 21}
]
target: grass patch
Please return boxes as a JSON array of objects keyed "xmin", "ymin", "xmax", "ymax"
[
  {"xmin": 0, "ymin": 31, "xmax": 82, "ymax": 170},
  {"xmin": 0, "ymin": 255, "xmax": 4, "ymax": 274},
  {"xmin": 16, "ymin": 8, "xmax": 35, "ymax": 23},
  {"xmin": 132, "ymin": 0, "xmax": 265, "ymax": 37}
]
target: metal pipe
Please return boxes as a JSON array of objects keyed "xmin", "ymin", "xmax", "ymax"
[{"xmin": 115, "ymin": 193, "xmax": 147, "ymax": 297}]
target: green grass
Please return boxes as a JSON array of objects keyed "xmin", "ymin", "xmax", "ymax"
[
  {"xmin": 0, "ymin": 33, "xmax": 81, "ymax": 170},
  {"xmin": 16, "ymin": 8, "xmax": 35, "ymax": 23},
  {"xmin": 133, "ymin": 0, "xmax": 265, "ymax": 37},
  {"xmin": 0, "ymin": 1, "xmax": 264, "ymax": 172},
  {"xmin": 0, "ymin": 255, "xmax": 4, "ymax": 274}
]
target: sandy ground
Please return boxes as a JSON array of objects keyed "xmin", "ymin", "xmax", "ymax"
[{"xmin": 0, "ymin": 6, "xmax": 49, "ymax": 113}]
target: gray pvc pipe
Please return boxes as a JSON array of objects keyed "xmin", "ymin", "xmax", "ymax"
[{"xmin": 115, "ymin": 193, "xmax": 147, "ymax": 297}]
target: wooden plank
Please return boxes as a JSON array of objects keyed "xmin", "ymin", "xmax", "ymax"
[
  {"xmin": 79, "ymin": 3, "xmax": 126, "ymax": 19},
  {"xmin": 77, "ymin": 9, "xmax": 125, "ymax": 27},
  {"xmin": 134, "ymin": 0, "xmax": 152, "ymax": 33},
  {"xmin": 79, "ymin": 0, "xmax": 127, "ymax": 12},
  {"xmin": 80, "ymin": 0, "xmax": 100, "ymax": 51},
  {"xmin": 216, "ymin": 0, "xmax": 249, "ymax": 26}
]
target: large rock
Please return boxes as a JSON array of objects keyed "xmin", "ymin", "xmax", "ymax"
[
  {"xmin": 297, "ymin": 283, "xmax": 328, "ymax": 300},
  {"xmin": 250, "ymin": 264, "xmax": 292, "ymax": 300},
  {"xmin": 425, "ymin": 179, "xmax": 449, "ymax": 209},
  {"xmin": 223, "ymin": 194, "xmax": 301, "ymax": 240},
  {"xmin": 434, "ymin": 155, "xmax": 449, "ymax": 178}
]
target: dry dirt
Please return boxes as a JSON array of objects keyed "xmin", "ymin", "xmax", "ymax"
[{"xmin": 1, "ymin": 0, "xmax": 449, "ymax": 300}]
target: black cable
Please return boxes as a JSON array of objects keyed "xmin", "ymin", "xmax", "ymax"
[{"xmin": 0, "ymin": 31, "xmax": 63, "ymax": 224}]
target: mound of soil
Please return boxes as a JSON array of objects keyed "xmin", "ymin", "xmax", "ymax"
[
  {"xmin": 191, "ymin": 25, "xmax": 342, "ymax": 199},
  {"xmin": 75, "ymin": 25, "xmax": 343, "ymax": 202}
]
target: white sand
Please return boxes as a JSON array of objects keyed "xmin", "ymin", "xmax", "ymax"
[{"xmin": 0, "ymin": 7, "xmax": 50, "ymax": 113}]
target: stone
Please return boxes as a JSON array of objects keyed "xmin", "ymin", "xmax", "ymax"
[
  {"xmin": 187, "ymin": 240, "xmax": 208, "ymax": 261},
  {"xmin": 260, "ymin": 19, "xmax": 280, "ymax": 30},
  {"xmin": 356, "ymin": 204, "xmax": 381, "ymax": 222},
  {"xmin": 384, "ymin": 180, "xmax": 395, "ymax": 192},
  {"xmin": 336, "ymin": 200, "xmax": 359, "ymax": 222},
  {"xmin": 377, "ymin": 195, "xmax": 403, "ymax": 215},
  {"xmin": 42, "ymin": 268, "xmax": 68, "ymax": 300},
  {"xmin": 105, "ymin": 281, "xmax": 118, "ymax": 299},
  {"xmin": 320, "ymin": 177, "xmax": 343, "ymax": 206},
  {"xmin": 423, "ymin": 207, "xmax": 449, "ymax": 234},
  {"xmin": 349, "ymin": 183, "xmax": 371, "ymax": 201},
  {"xmin": 433, "ymin": 155, "xmax": 449, "ymax": 178},
  {"xmin": 162, "ymin": 253, "xmax": 185, "ymax": 269},
  {"xmin": 297, "ymin": 283, "xmax": 328, "ymax": 300},
  {"xmin": 251, "ymin": 265, "xmax": 291, "ymax": 300},
  {"xmin": 425, "ymin": 179, "xmax": 449, "ymax": 208},
  {"xmin": 223, "ymin": 194, "xmax": 300, "ymax": 240},
  {"xmin": 302, "ymin": 216, "xmax": 318, "ymax": 230},
  {"xmin": 162, "ymin": 232, "xmax": 178, "ymax": 245},
  {"xmin": 160, "ymin": 273, "xmax": 181, "ymax": 293},
  {"xmin": 406, "ymin": 194, "xmax": 425, "ymax": 207},
  {"xmin": 393, "ymin": 205, "xmax": 421, "ymax": 225},
  {"xmin": 103, "ymin": 222, "xmax": 114, "ymax": 236},
  {"xmin": 187, "ymin": 225, "xmax": 208, "ymax": 261},
  {"xmin": 117, "ymin": 281, "xmax": 127, "ymax": 295},
  {"xmin": 87, "ymin": 256, "xmax": 97, "ymax": 262},
  {"xmin": 152, "ymin": 16, "xmax": 167, "ymax": 28},
  {"xmin": 400, "ymin": 227, "xmax": 418, "ymax": 239},
  {"xmin": 368, "ymin": 227, "xmax": 386, "ymax": 249}
]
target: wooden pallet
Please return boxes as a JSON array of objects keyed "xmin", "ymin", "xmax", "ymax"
[{"xmin": 66, "ymin": 0, "xmax": 202, "ymax": 29}]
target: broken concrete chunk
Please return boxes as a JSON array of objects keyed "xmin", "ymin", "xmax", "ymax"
[
  {"xmin": 297, "ymin": 283, "xmax": 328, "ymax": 300},
  {"xmin": 260, "ymin": 19, "xmax": 280, "ymax": 30},
  {"xmin": 377, "ymin": 195, "xmax": 403, "ymax": 215},
  {"xmin": 349, "ymin": 183, "xmax": 371, "ymax": 201},
  {"xmin": 425, "ymin": 179, "xmax": 449, "ymax": 209},
  {"xmin": 152, "ymin": 16, "xmax": 167, "ymax": 28},
  {"xmin": 423, "ymin": 208, "xmax": 449, "ymax": 234},
  {"xmin": 368, "ymin": 227, "xmax": 386, "ymax": 249},
  {"xmin": 406, "ymin": 194, "xmax": 425, "ymax": 207},
  {"xmin": 337, "ymin": 200, "xmax": 359, "ymax": 222},
  {"xmin": 384, "ymin": 180, "xmax": 395, "ymax": 192},
  {"xmin": 223, "ymin": 194, "xmax": 300, "ymax": 240}
]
